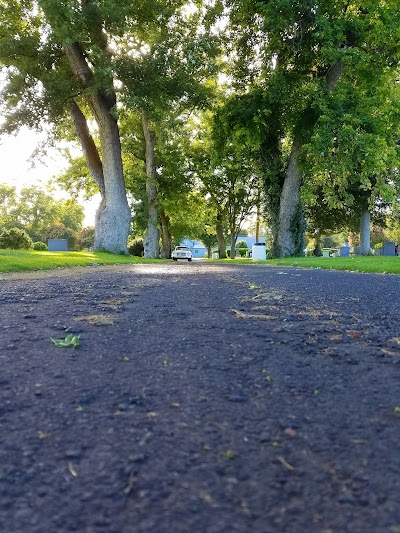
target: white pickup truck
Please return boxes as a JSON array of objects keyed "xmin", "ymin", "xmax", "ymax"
[{"xmin": 172, "ymin": 246, "xmax": 192, "ymax": 261}]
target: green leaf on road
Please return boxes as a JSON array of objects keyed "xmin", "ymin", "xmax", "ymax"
[{"xmin": 51, "ymin": 334, "xmax": 80, "ymax": 348}]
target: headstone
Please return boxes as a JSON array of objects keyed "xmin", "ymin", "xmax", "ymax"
[
  {"xmin": 354, "ymin": 246, "xmax": 362, "ymax": 256},
  {"xmin": 375, "ymin": 248, "xmax": 382, "ymax": 256},
  {"xmin": 252, "ymin": 243, "xmax": 266, "ymax": 260},
  {"xmin": 340, "ymin": 246, "xmax": 350, "ymax": 257},
  {"xmin": 383, "ymin": 241, "xmax": 395, "ymax": 256},
  {"xmin": 322, "ymin": 250, "xmax": 330, "ymax": 257},
  {"xmin": 48, "ymin": 239, "xmax": 68, "ymax": 252}
]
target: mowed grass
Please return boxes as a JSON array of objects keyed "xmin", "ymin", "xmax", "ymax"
[
  {"xmin": 0, "ymin": 249, "xmax": 167, "ymax": 273},
  {"xmin": 210, "ymin": 256, "xmax": 400, "ymax": 274},
  {"xmin": 2, "ymin": 249, "xmax": 400, "ymax": 275}
]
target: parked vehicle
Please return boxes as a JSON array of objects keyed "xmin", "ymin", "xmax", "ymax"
[{"xmin": 172, "ymin": 246, "xmax": 192, "ymax": 261}]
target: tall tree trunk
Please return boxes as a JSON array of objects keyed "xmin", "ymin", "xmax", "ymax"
[
  {"xmin": 64, "ymin": 44, "xmax": 131, "ymax": 254},
  {"xmin": 216, "ymin": 212, "xmax": 227, "ymax": 258},
  {"xmin": 94, "ymin": 109, "xmax": 131, "ymax": 253},
  {"xmin": 313, "ymin": 229, "xmax": 322, "ymax": 256},
  {"xmin": 142, "ymin": 111, "xmax": 159, "ymax": 258},
  {"xmin": 255, "ymin": 202, "xmax": 260, "ymax": 244},
  {"xmin": 275, "ymin": 60, "xmax": 344, "ymax": 257},
  {"xmin": 360, "ymin": 207, "xmax": 371, "ymax": 255},
  {"xmin": 230, "ymin": 232, "xmax": 237, "ymax": 259},
  {"xmin": 159, "ymin": 209, "xmax": 172, "ymax": 258},
  {"xmin": 276, "ymin": 140, "xmax": 303, "ymax": 256}
]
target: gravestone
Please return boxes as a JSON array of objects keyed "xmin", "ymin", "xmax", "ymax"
[
  {"xmin": 354, "ymin": 246, "xmax": 362, "ymax": 256},
  {"xmin": 252, "ymin": 243, "xmax": 266, "ymax": 260},
  {"xmin": 340, "ymin": 246, "xmax": 350, "ymax": 257},
  {"xmin": 383, "ymin": 241, "xmax": 395, "ymax": 256},
  {"xmin": 48, "ymin": 239, "xmax": 68, "ymax": 252}
]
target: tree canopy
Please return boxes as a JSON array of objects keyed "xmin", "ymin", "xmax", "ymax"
[{"xmin": 1, "ymin": 1, "xmax": 400, "ymax": 256}]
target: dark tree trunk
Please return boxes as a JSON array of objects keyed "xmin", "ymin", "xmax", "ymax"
[
  {"xmin": 142, "ymin": 111, "xmax": 159, "ymax": 258},
  {"xmin": 313, "ymin": 229, "xmax": 322, "ymax": 256},
  {"xmin": 230, "ymin": 233, "xmax": 237, "ymax": 259},
  {"xmin": 216, "ymin": 212, "xmax": 227, "ymax": 258},
  {"xmin": 159, "ymin": 209, "xmax": 172, "ymax": 259}
]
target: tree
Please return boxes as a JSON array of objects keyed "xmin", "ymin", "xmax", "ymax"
[
  {"xmin": 0, "ymin": 185, "xmax": 18, "ymax": 229},
  {"xmin": 0, "ymin": 1, "xmax": 183, "ymax": 253},
  {"xmin": 222, "ymin": 0, "xmax": 400, "ymax": 256},
  {"xmin": 116, "ymin": 4, "xmax": 219, "ymax": 257},
  {"xmin": 77, "ymin": 226, "xmax": 95, "ymax": 250},
  {"xmin": 120, "ymin": 110, "xmax": 214, "ymax": 258},
  {"xmin": 0, "ymin": 184, "xmax": 84, "ymax": 243}
]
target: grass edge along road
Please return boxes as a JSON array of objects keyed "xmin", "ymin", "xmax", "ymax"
[
  {"xmin": 210, "ymin": 256, "xmax": 400, "ymax": 275},
  {"xmin": 0, "ymin": 249, "xmax": 169, "ymax": 273},
  {"xmin": 1, "ymin": 249, "xmax": 400, "ymax": 275}
]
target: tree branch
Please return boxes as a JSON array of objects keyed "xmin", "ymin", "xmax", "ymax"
[{"xmin": 68, "ymin": 99, "xmax": 105, "ymax": 196}]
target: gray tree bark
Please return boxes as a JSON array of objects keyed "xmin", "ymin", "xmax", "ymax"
[
  {"xmin": 360, "ymin": 208, "xmax": 371, "ymax": 255},
  {"xmin": 142, "ymin": 111, "xmax": 159, "ymax": 258},
  {"xmin": 64, "ymin": 43, "xmax": 131, "ymax": 254},
  {"xmin": 276, "ymin": 140, "xmax": 302, "ymax": 256}
]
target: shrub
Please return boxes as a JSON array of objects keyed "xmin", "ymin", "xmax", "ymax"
[
  {"xmin": 128, "ymin": 238, "xmax": 144, "ymax": 256},
  {"xmin": 237, "ymin": 240, "xmax": 248, "ymax": 249},
  {"xmin": 0, "ymin": 228, "xmax": 33, "ymax": 249},
  {"xmin": 238, "ymin": 248, "xmax": 248, "ymax": 257},
  {"xmin": 77, "ymin": 227, "xmax": 95, "ymax": 250},
  {"xmin": 33, "ymin": 241, "xmax": 48, "ymax": 251}
]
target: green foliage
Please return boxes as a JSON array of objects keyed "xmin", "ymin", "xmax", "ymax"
[
  {"xmin": 128, "ymin": 238, "xmax": 144, "ymax": 257},
  {"xmin": 222, "ymin": 0, "xmax": 400, "ymax": 255},
  {"xmin": 237, "ymin": 240, "xmax": 248, "ymax": 249},
  {"xmin": 238, "ymin": 248, "xmax": 248, "ymax": 257},
  {"xmin": 0, "ymin": 184, "xmax": 84, "ymax": 243},
  {"xmin": 33, "ymin": 241, "xmax": 48, "ymax": 251},
  {"xmin": 51, "ymin": 334, "xmax": 80, "ymax": 349},
  {"xmin": 288, "ymin": 204, "xmax": 306, "ymax": 257},
  {"xmin": 0, "ymin": 184, "xmax": 18, "ymax": 228},
  {"xmin": 77, "ymin": 226, "xmax": 95, "ymax": 250},
  {"xmin": 0, "ymin": 227, "xmax": 33, "ymax": 250}
]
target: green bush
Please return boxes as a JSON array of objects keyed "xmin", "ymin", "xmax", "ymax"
[
  {"xmin": 0, "ymin": 228, "xmax": 33, "ymax": 250},
  {"xmin": 33, "ymin": 241, "xmax": 48, "ymax": 251},
  {"xmin": 128, "ymin": 238, "xmax": 144, "ymax": 256},
  {"xmin": 238, "ymin": 248, "xmax": 248, "ymax": 257},
  {"xmin": 237, "ymin": 240, "xmax": 248, "ymax": 249},
  {"xmin": 77, "ymin": 227, "xmax": 95, "ymax": 250}
]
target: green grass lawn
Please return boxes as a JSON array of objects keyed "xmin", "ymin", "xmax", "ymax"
[
  {"xmin": 2, "ymin": 249, "xmax": 400, "ymax": 275},
  {"xmin": 0, "ymin": 249, "xmax": 167, "ymax": 273},
  {"xmin": 209, "ymin": 255, "xmax": 400, "ymax": 274}
]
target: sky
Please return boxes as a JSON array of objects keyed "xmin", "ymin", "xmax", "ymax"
[{"xmin": 0, "ymin": 128, "xmax": 98, "ymax": 226}]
